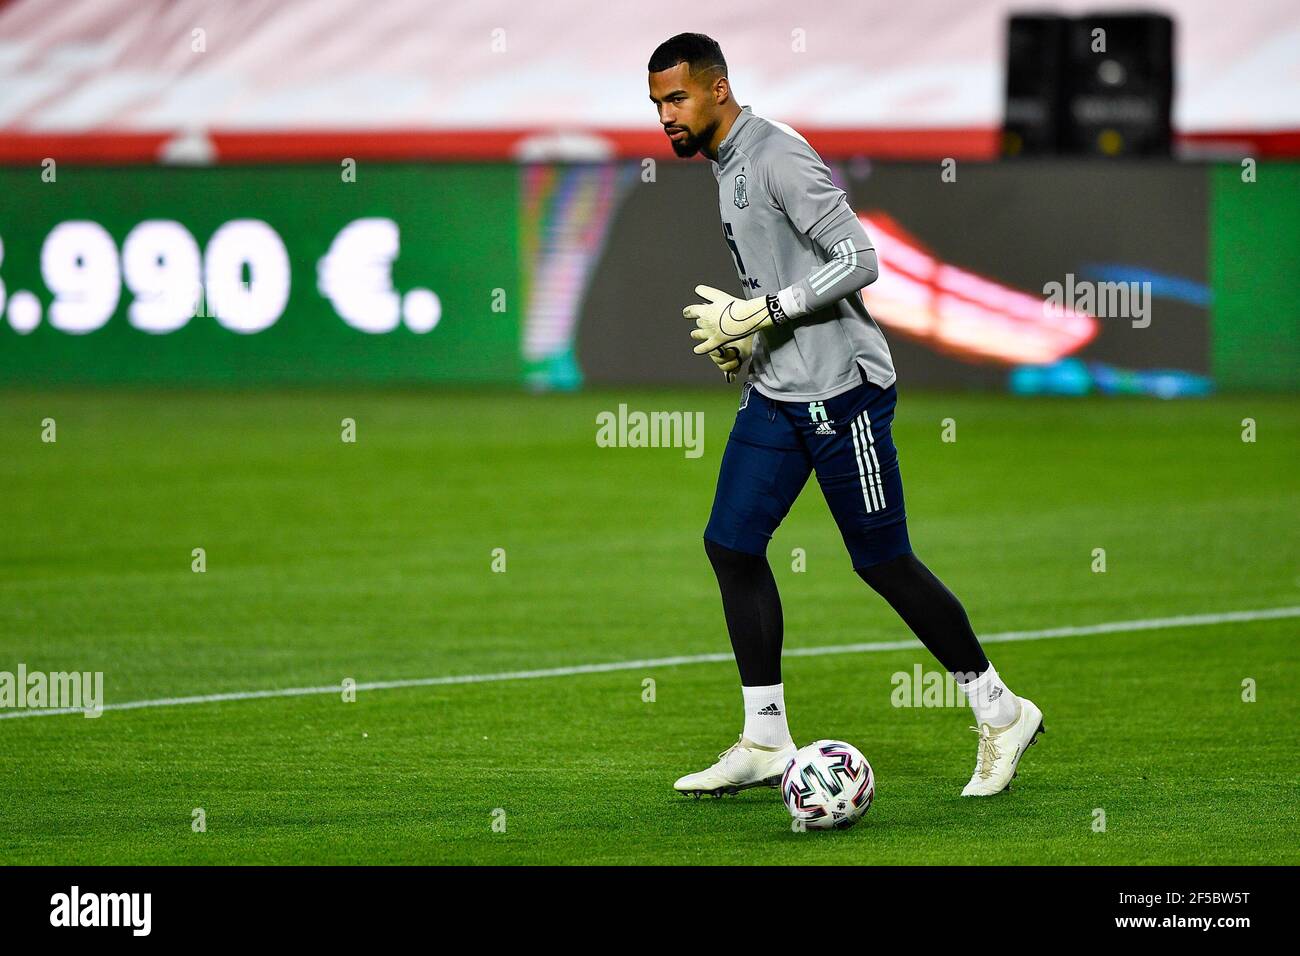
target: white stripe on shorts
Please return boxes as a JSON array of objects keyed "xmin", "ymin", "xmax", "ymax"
[
  {"xmin": 852, "ymin": 409, "xmax": 886, "ymax": 512},
  {"xmin": 850, "ymin": 415, "xmax": 880, "ymax": 512}
]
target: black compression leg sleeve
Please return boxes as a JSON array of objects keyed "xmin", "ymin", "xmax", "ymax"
[
  {"xmin": 856, "ymin": 552, "xmax": 989, "ymax": 676},
  {"xmin": 704, "ymin": 538, "xmax": 784, "ymax": 686}
]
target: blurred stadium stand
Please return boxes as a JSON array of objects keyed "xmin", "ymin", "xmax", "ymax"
[{"xmin": 1, "ymin": 0, "xmax": 1297, "ymax": 162}]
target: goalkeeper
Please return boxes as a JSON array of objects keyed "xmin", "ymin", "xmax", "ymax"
[{"xmin": 649, "ymin": 33, "xmax": 1044, "ymax": 799}]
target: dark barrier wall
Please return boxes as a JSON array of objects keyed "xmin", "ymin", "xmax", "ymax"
[
  {"xmin": 581, "ymin": 161, "xmax": 1213, "ymax": 389},
  {"xmin": 1, "ymin": 161, "xmax": 1294, "ymax": 390}
]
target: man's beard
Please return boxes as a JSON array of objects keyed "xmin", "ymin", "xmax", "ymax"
[
  {"xmin": 667, "ymin": 122, "xmax": 712, "ymax": 158},
  {"xmin": 670, "ymin": 133, "xmax": 701, "ymax": 158}
]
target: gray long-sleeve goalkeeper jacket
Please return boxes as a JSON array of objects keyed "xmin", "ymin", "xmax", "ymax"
[{"xmin": 709, "ymin": 106, "xmax": 896, "ymax": 401}]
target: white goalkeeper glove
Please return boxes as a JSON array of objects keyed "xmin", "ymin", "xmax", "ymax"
[
  {"xmin": 681, "ymin": 286, "xmax": 790, "ymax": 382},
  {"xmin": 691, "ymin": 329, "xmax": 754, "ymax": 382},
  {"xmin": 682, "ymin": 285, "xmax": 790, "ymax": 357}
]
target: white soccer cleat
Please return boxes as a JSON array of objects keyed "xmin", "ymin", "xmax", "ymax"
[
  {"xmin": 961, "ymin": 697, "xmax": 1045, "ymax": 797},
  {"xmin": 674, "ymin": 736, "xmax": 797, "ymax": 798}
]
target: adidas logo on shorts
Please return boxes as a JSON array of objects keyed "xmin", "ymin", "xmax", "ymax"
[{"xmin": 814, "ymin": 421, "xmax": 835, "ymax": 436}]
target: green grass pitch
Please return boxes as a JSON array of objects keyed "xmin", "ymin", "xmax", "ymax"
[{"xmin": 1, "ymin": 387, "xmax": 1296, "ymax": 865}]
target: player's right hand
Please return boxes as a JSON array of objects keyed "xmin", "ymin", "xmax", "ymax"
[{"xmin": 691, "ymin": 328, "xmax": 754, "ymax": 383}]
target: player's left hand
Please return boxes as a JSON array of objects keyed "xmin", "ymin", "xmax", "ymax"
[{"xmin": 683, "ymin": 285, "xmax": 776, "ymax": 356}]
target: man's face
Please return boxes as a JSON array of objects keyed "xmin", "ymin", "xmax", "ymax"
[{"xmin": 649, "ymin": 62, "xmax": 718, "ymax": 158}]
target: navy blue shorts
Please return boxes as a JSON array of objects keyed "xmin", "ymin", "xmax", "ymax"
[{"xmin": 704, "ymin": 376, "xmax": 911, "ymax": 570}]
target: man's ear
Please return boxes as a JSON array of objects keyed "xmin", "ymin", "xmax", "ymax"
[{"xmin": 713, "ymin": 74, "xmax": 731, "ymax": 106}]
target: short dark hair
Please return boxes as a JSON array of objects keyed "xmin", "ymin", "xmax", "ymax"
[{"xmin": 647, "ymin": 33, "xmax": 727, "ymax": 77}]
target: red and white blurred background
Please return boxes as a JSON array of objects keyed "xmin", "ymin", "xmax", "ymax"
[{"xmin": 1, "ymin": 0, "xmax": 1297, "ymax": 163}]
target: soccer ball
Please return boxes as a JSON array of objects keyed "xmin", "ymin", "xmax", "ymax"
[{"xmin": 781, "ymin": 740, "xmax": 875, "ymax": 830}]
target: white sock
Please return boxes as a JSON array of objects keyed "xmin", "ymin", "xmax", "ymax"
[
  {"xmin": 741, "ymin": 683, "xmax": 792, "ymax": 748},
  {"xmin": 959, "ymin": 664, "xmax": 1018, "ymax": 728}
]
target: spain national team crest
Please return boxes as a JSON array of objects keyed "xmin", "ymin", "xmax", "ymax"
[{"xmin": 733, "ymin": 173, "xmax": 748, "ymax": 208}]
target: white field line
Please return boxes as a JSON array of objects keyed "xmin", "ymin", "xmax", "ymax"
[{"xmin": 3, "ymin": 605, "xmax": 1297, "ymax": 721}]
